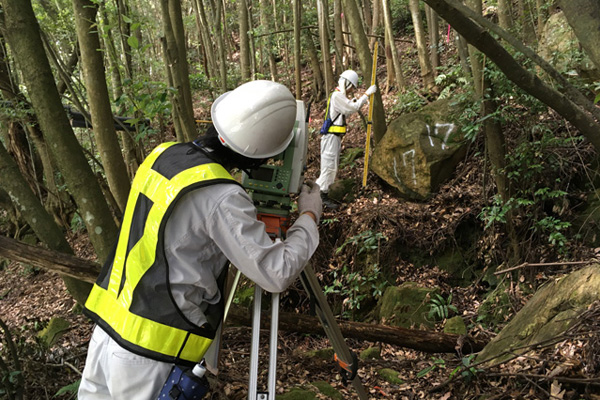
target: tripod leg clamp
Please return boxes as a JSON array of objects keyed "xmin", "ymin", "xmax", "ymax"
[{"xmin": 334, "ymin": 351, "xmax": 359, "ymax": 385}]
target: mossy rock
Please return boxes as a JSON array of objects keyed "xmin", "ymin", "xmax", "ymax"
[
  {"xmin": 311, "ymin": 381, "xmax": 342, "ymax": 400},
  {"xmin": 378, "ymin": 282, "xmax": 439, "ymax": 329},
  {"xmin": 359, "ymin": 346, "xmax": 381, "ymax": 360},
  {"xmin": 327, "ymin": 179, "xmax": 357, "ymax": 203},
  {"xmin": 305, "ymin": 347, "xmax": 335, "ymax": 361},
  {"xmin": 277, "ymin": 387, "xmax": 317, "ymax": 400},
  {"xmin": 477, "ymin": 265, "xmax": 600, "ymax": 365},
  {"xmin": 340, "ymin": 147, "xmax": 364, "ymax": 168},
  {"xmin": 378, "ymin": 368, "xmax": 404, "ymax": 385},
  {"xmin": 38, "ymin": 317, "xmax": 70, "ymax": 348},
  {"xmin": 444, "ymin": 316, "xmax": 467, "ymax": 335}
]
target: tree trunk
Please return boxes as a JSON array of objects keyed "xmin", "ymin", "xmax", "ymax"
[
  {"xmin": 116, "ymin": 0, "xmax": 133, "ymax": 80},
  {"xmin": 169, "ymin": 0, "xmax": 195, "ymax": 119},
  {"xmin": 342, "ymin": 0, "xmax": 387, "ymax": 144},
  {"xmin": 259, "ymin": 0, "xmax": 278, "ymax": 81},
  {"xmin": 194, "ymin": 0, "xmax": 217, "ymax": 83},
  {"xmin": 0, "ymin": 142, "xmax": 93, "ymax": 303},
  {"xmin": 517, "ymin": 0, "xmax": 536, "ymax": 45},
  {"xmin": 482, "ymin": 77, "xmax": 521, "ymax": 264},
  {"xmin": 238, "ymin": 0, "xmax": 251, "ymax": 83},
  {"xmin": 333, "ymin": 0, "xmax": 345, "ymax": 75},
  {"xmin": 72, "ymin": 0, "xmax": 131, "ymax": 214},
  {"xmin": 426, "ymin": 5, "xmax": 440, "ymax": 72},
  {"xmin": 409, "ymin": 0, "xmax": 435, "ymax": 90},
  {"xmin": 293, "ymin": 0, "xmax": 302, "ymax": 98},
  {"xmin": 422, "ymin": 0, "xmax": 600, "ymax": 152},
  {"xmin": 465, "ymin": 0, "xmax": 483, "ymax": 97},
  {"xmin": 381, "ymin": 0, "xmax": 406, "ymax": 91},
  {"xmin": 556, "ymin": 0, "xmax": 600, "ymax": 70},
  {"xmin": 210, "ymin": 0, "xmax": 228, "ymax": 91},
  {"xmin": 317, "ymin": 0, "xmax": 335, "ymax": 93},
  {"xmin": 160, "ymin": 0, "xmax": 197, "ymax": 142},
  {"xmin": 304, "ymin": 29, "xmax": 324, "ymax": 100},
  {"xmin": 497, "ymin": 0, "xmax": 513, "ymax": 31},
  {"xmin": 3, "ymin": 0, "xmax": 118, "ymax": 264},
  {"xmin": 370, "ymin": 0, "xmax": 382, "ymax": 50}
]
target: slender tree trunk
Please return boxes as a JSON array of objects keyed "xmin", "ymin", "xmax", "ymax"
[
  {"xmin": 482, "ymin": 77, "xmax": 521, "ymax": 264},
  {"xmin": 72, "ymin": 0, "xmax": 131, "ymax": 213},
  {"xmin": 3, "ymin": 0, "xmax": 118, "ymax": 264},
  {"xmin": 517, "ymin": 0, "xmax": 536, "ymax": 45},
  {"xmin": 465, "ymin": 0, "xmax": 483, "ymax": 97},
  {"xmin": 195, "ymin": 0, "xmax": 217, "ymax": 82},
  {"xmin": 409, "ymin": 0, "xmax": 435, "ymax": 90},
  {"xmin": 210, "ymin": 0, "xmax": 228, "ymax": 91},
  {"xmin": 317, "ymin": 0, "xmax": 335, "ymax": 93},
  {"xmin": 456, "ymin": 34, "xmax": 472, "ymax": 77},
  {"xmin": 259, "ymin": 0, "xmax": 277, "ymax": 81},
  {"xmin": 426, "ymin": 5, "xmax": 440, "ymax": 72},
  {"xmin": 304, "ymin": 29, "xmax": 324, "ymax": 99},
  {"xmin": 160, "ymin": 0, "xmax": 197, "ymax": 141},
  {"xmin": 168, "ymin": 0, "xmax": 197, "ymax": 134},
  {"xmin": 341, "ymin": 0, "xmax": 386, "ymax": 143},
  {"xmin": 333, "ymin": 0, "xmax": 345, "ymax": 75},
  {"xmin": 381, "ymin": 0, "xmax": 406, "ymax": 91},
  {"xmin": 293, "ymin": 0, "xmax": 302, "ymax": 98},
  {"xmin": 497, "ymin": 0, "xmax": 513, "ymax": 31},
  {"xmin": 370, "ymin": 0, "xmax": 382, "ymax": 49},
  {"xmin": 384, "ymin": 23, "xmax": 395, "ymax": 92},
  {"xmin": 238, "ymin": 0, "xmax": 251, "ymax": 82},
  {"xmin": 115, "ymin": 0, "xmax": 133, "ymax": 80}
]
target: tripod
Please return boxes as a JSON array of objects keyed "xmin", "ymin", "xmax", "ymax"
[{"xmin": 240, "ymin": 212, "xmax": 369, "ymax": 400}]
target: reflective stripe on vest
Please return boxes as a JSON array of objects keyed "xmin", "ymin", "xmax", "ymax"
[
  {"xmin": 85, "ymin": 142, "xmax": 237, "ymax": 365},
  {"xmin": 325, "ymin": 91, "xmax": 347, "ymax": 135}
]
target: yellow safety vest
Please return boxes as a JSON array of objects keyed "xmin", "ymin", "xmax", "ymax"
[
  {"xmin": 85, "ymin": 142, "xmax": 240, "ymax": 366},
  {"xmin": 324, "ymin": 91, "xmax": 347, "ymax": 135}
]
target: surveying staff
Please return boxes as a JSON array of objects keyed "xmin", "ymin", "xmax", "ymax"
[
  {"xmin": 78, "ymin": 80, "xmax": 322, "ymax": 399},
  {"xmin": 316, "ymin": 69, "xmax": 377, "ymax": 208}
]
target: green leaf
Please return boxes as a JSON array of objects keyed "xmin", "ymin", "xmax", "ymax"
[{"xmin": 127, "ymin": 35, "xmax": 139, "ymax": 50}]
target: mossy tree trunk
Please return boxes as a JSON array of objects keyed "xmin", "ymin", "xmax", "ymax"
[{"xmin": 3, "ymin": 0, "xmax": 119, "ymax": 265}]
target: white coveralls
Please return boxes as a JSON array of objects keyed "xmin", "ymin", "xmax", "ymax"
[
  {"xmin": 316, "ymin": 88, "xmax": 368, "ymax": 193},
  {"xmin": 78, "ymin": 183, "xmax": 319, "ymax": 399}
]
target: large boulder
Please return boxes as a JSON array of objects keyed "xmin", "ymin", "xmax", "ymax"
[
  {"xmin": 477, "ymin": 264, "xmax": 600, "ymax": 364},
  {"xmin": 370, "ymin": 99, "xmax": 468, "ymax": 200},
  {"xmin": 538, "ymin": 11, "xmax": 600, "ymax": 81}
]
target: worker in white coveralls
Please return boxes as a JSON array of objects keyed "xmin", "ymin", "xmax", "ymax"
[
  {"xmin": 316, "ymin": 69, "xmax": 377, "ymax": 209},
  {"xmin": 78, "ymin": 80, "xmax": 322, "ymax": 399}
]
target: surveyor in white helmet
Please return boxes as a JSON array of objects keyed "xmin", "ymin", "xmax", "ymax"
[
  {"xmin": 78, "ymin": 80, "xmax": 322, "ymax": 399},
  {"xmin": 316, "ymin": 69, "xmax": 377, "ymax": 209}
]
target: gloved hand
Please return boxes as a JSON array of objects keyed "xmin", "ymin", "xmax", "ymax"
[
  {"xmin": 365, "ymin": 85, "xmax": 377, "ymax": 96},
  {"xmin": 298, "ymin": 180, "xmax": 322, "ymax": 224}
]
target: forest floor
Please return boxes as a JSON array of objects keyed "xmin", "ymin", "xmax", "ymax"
[{"xmin": 2, "ymin": 59, "xmax": 600, "ymax": 398}]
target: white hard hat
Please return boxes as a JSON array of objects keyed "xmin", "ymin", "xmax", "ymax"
[
  {"xmin": 340, "ymin": 70, "xmax": 359, "ymax": 88},
  {"xmin": 211, "ymin": 80, "xmax": 297, "ymax": 159}
]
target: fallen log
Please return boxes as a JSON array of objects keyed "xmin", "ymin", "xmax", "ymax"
[
  {"xmin": 227, "ymin": 305, "xmax": 487, "ymax": 354},
  {"xmin": 0, "ymin": 235, "xmax": 99, "ymax": 283},
  {"xmin": 0, "ymin": 235, "xmax": 487, "ymax": 353}
]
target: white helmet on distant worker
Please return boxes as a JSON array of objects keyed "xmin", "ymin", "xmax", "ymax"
[
  {"xmin": 211, "ymin": 80, "xmax": 297, "ymax": 159},
  {"xmin": 340, "ymin": 70, "xmax": 359, "ymax": 89}
]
